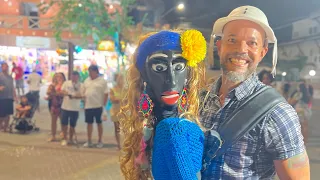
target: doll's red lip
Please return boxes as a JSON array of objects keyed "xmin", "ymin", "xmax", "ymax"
[
  {"xmin": 162, "ymin": 91, "xmax": 179, "ymax": 96},
  {"xmin": 161, "ymin": 91, "xmax": 179, "ymax": 105}
]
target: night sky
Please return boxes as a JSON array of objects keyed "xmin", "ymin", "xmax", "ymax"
[{"xmin": 160, "ymin": 0, "xmax": 320, "ymax": 40}]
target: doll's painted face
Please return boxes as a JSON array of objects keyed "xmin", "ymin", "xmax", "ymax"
[{"xmin": 142, "ymin": 50, "xmax": 187, "ymax": 107}]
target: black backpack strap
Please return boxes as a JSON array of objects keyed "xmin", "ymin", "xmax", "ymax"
[{"xmin": 213, "ymin": 86, "xmax": 286, "ymax": 158}]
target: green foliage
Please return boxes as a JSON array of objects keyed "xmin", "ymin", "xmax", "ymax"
[{"xmin": 38, "ymin": 0, "xmax": 135, "ymax": 44}]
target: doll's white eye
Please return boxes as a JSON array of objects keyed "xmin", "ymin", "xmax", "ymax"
[
  {"xmin": 173, "ymin": 62, "xmax": 185, "ymax": 71},
  {"xmin": 152, "ymin": 64, "xmax": 168, "ymax": 72}
]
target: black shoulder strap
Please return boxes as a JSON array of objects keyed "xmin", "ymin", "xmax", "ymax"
[{"xmin": 214, "ymin": 86, "xmax": 286, "ymax": 158}]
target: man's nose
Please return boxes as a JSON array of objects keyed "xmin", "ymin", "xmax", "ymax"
[{"xmin": 236, "ymin": 41, "xmax": 248, "ymax": 53}]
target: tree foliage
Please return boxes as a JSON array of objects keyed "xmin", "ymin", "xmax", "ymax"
[{"xmin": 38, "ymin": 0, "xmax": 135, "ymax": 44}]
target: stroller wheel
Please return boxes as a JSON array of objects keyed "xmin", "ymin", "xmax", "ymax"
[{"xmin": 34, "ymin": 127, "xmax": 40, "ymax": 131}]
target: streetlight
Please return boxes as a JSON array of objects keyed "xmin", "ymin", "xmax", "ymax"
[
  {"xmin": 159, "ymin": 2, "xmax": 185, "ymax": 20},
  {"xmin": 282, "ymin": 72, "xmax": 287, "ymax": 76},
  {"xmin": 309, "ymin": 70, "xmax": 316, "ymax": 76},
  {"xmin": 177, "ymin": 3, "xmax": 185, "ymax": 10}
]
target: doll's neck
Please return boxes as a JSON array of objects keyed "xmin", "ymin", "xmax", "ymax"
[{"xmin": 153, "ymin": 104, "xmax": 178, "ymax": 126}]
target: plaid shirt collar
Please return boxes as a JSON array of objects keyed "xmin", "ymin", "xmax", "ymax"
[{"xmin": 211, "ymin": 73, "xmax": 259, "ymax": 101}]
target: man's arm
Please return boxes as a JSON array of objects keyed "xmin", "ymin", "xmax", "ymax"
[
  {"xmin": 13, "ymin": 81, "xmax": 17, "ymax": 101},
  {"xmin": 103, "ymin": 81, "xmax": 109, "ymax": 106},
  {"xmin": 274, "ymin": 151, "xmax": 310, "ymax": 180},
  {"xmin": 104, "ymin": 93, "xmax": 108, "ymax": 106},
  {"xmin": 264, "ymin": 102, "xmax": 309, "ymax": 180}
]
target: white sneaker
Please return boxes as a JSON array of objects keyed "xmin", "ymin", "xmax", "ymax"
[
  {"xmin": 96, "ymin": 142, "xmax": 104, "ymax": 148},
  {"xmin": 61, "ymin": 140, "xmax": 68, "ymax": 146},
  {"xmin": 83, "ymin": 142, "xmax": 93, "ymax": 148}
]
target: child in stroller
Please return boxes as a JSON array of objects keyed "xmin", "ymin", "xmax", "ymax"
[
  {"xmin": 9, "ymin": 92, "xmax": 40, "ymax": 133},
  {"xmin": 15, "ymin": 95, "xmax": 31, "ymax": 118}
]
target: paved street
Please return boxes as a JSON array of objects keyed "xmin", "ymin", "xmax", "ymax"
[
  {"xmin": 0, "ymin": 85, "xmax": 320, "ymax": 179},
  {"xmin": 0, "ymin": 85, "xmax": 123, "ymax": 180}
]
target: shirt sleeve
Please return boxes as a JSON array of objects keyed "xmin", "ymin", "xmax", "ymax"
[{"xmin": 264, "ymin": 102, "xmax": 305, "ymax": 160}]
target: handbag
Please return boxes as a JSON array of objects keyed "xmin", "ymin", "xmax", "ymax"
[{"xmin": 202, "ymin": 86, "xmax": 286, "ymax": 171}]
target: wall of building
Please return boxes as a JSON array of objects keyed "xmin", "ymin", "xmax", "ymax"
[
  {"xmin": 277, "ymin": 11, "xmax": 320, "ymax": 80},
  {"xmin": 0, "ymin": 0, "xmax": 21, "ymax": 15},
  {"xmin": 292, "ymin": 18, "xmax": 320, "ymax": 40}
]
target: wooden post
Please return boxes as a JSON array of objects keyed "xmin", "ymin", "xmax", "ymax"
[{"xmin": 68, "ymin": 42, "xmax": 74, "ymax": 80}]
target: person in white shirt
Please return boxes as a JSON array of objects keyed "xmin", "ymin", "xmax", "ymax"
[
  {"xmin": 60, "ymin": 71, "xmax": 83, "ymax": 146},
  {"xmin": 27, "ymin": 70, "xmax": 41, "ymax": 111},
  {"xmin": 82, "ymin": 65, "xmax": 108, "ymax": 148}
]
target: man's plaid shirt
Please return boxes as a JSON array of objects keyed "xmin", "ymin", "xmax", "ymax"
[{"xmin": 200, "ymin": 75, "xmax": 305, "ymax": 180}]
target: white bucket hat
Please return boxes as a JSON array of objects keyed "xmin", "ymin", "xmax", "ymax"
[{"xmin": 211, "ymin": 5, "xmax": 278, "ymax": 76}]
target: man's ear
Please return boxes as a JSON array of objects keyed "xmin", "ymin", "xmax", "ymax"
[
  {"xmin": 259, "ymin": 46, "xmax": 269, "ymax": 63},
  {"xmin": 216, "ymin": 40, "xmax": 222, "ymax": 56}
]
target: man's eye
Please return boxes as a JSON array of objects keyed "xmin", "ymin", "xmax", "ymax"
[
  {"xmin": 152, "ymin": 64, "xmax": 168, "ymax": 72},
  {"xmin": 228, "ymin": 38, "xmax": 236, "ymax": 43},
  {"xmin": 248, "ymin": 41, "xmax": 258, "ymax": 46},
  {"xmin": 173, "ymin": 62, "xmax": 186, "ymax": 71}
]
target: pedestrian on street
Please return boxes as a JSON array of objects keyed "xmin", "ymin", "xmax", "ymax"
[
  {"xmin": 12, "ymin": 62, "xmax": 24, "ymax": 97},
  {"xmin": 60, "ymin": 71, "xmax": 83, "ymax": 146},
  {"xmin": 47, "ymin": 72, "xmax": 66, "ymax": 142},
  {"xmin": 109, "ymin": 73, "xmax": 125, "ymax": 150},
  {"xmin": 200, "ymin": 6, "xmax": 310, "ymax": 180},
  {"xmin": 27, "ymin": 69, "xmax": 42, "ymax": 111},
  {"xmin": 0, "ymin": 63, "xmax": 17, "ymax": 132},
  {"xmin": 258, "ymin": 69, "xmax": 274, "ymax": 86},
  {"xmin": 82, "ymin": 65, "xmax": 108, "ymax": 148}
]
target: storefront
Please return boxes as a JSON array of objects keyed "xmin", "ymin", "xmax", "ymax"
[{"xmin": 0, "ymin": 44, "xmax": 134, "ymax": 82}]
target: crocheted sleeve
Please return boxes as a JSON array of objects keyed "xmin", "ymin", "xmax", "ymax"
[{"xmin": 152, "ymin": 117, "xmax": 204, "ymax": 180}]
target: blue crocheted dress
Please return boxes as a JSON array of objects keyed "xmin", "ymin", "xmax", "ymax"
[{"xmin": 152, "ymin": 117, "xmax": 204, "ymax": 180}]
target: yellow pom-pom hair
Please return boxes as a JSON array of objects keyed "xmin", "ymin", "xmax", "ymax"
[{"xmin": 180, "ymin": 29, "xmax": 207, "ymax": 67}]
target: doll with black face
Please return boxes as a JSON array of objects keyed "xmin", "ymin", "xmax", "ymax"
[
  {"xmin": 142, "ymin": 50, "xmax": 187, "ymax": 107},
  {"xmin": 119, "ymin": 30, "xmax": 207, "ymax": 180}
]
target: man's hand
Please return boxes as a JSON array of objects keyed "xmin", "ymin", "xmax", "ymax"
[
  {"xmin": 274, "ymin": 151, "xmax": 310, "ymax": 180},
  {"xmin": 0, "ymin": 86, "xmax": 5, "ymax": 91}
]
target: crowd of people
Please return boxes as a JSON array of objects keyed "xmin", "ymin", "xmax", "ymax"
[{"xmin": 0, "ymin": 63, "xmax": 123, "ymax": 150}]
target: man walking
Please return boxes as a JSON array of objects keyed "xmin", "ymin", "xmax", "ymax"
[
  {"xmin": 82, "ymin": 65, "xmax": 108, "ymax": 148},
  {"xmin": 200, "ymin": 6, "xmax": 310, "ymax": 180},
  {"xmin": 0, "ymin": 63, "xmax": 17, "ymax": 132}
]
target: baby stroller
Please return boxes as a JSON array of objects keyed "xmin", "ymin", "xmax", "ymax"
[{"xmin": 9, "ymin": 92, "xmax": 40, "ymax": 133}]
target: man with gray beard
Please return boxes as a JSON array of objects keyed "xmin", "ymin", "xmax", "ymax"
[{"xmin": 200, "ymin": 6, "xmax": 309, "ymax": 180}]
